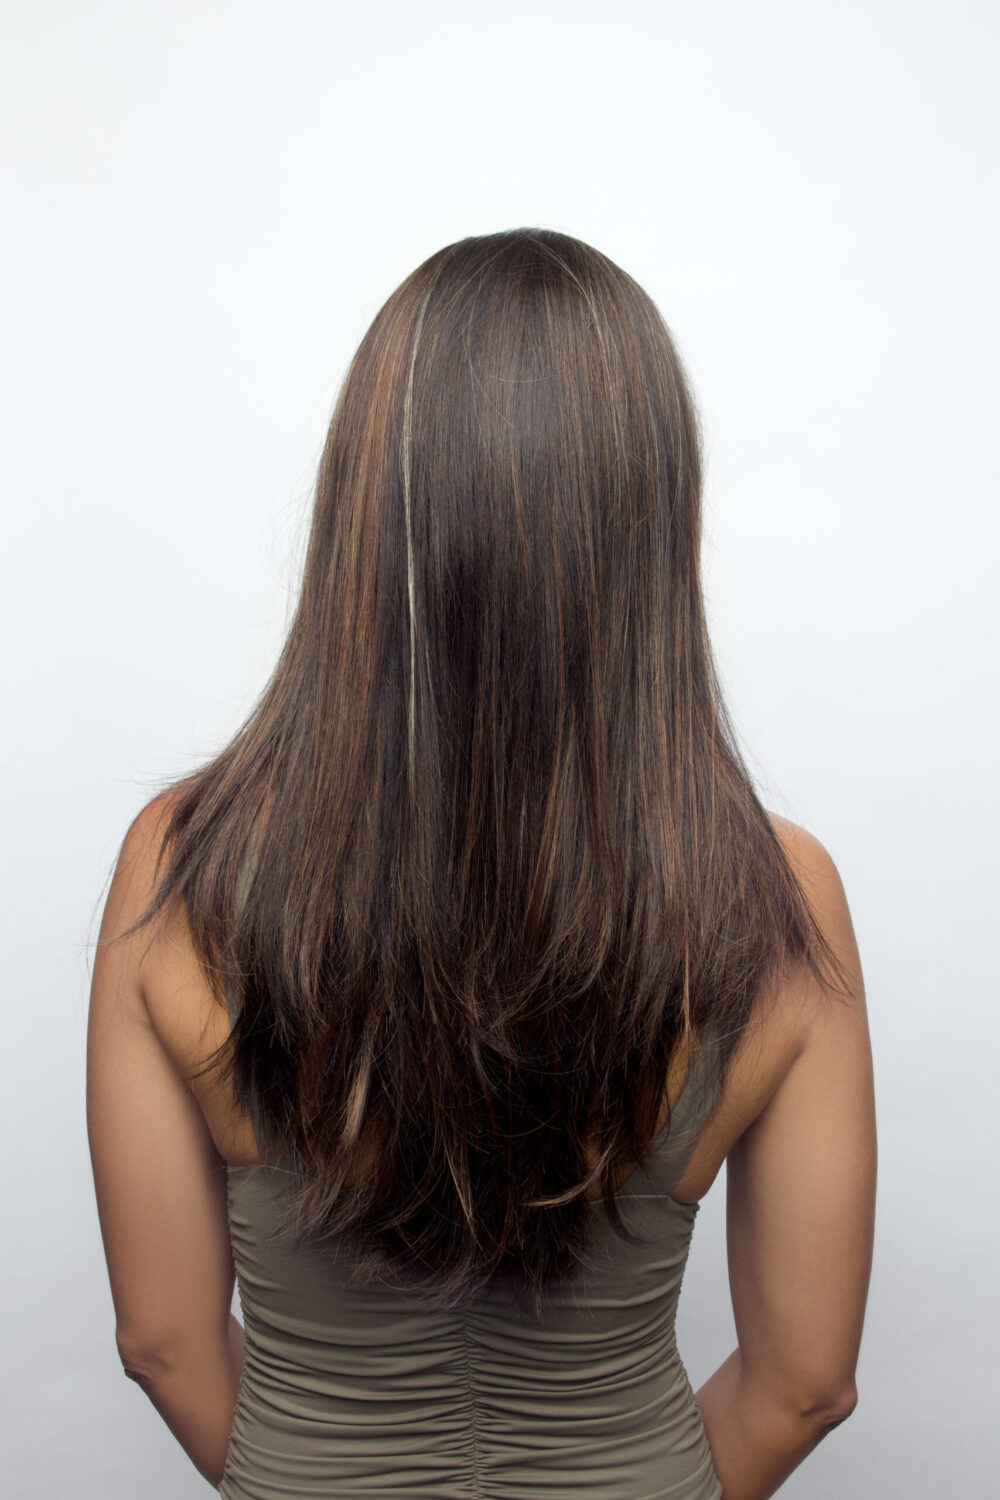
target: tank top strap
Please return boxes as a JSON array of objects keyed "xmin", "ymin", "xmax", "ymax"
[
  {"xmin": 669, "ymin": 1019, "xmax": 723, "ymax": 1136},
  {"xmin": 635, "ymin": 1019, "xmax": 722, "ymax": 1198}
]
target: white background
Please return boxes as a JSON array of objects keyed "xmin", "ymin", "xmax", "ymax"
[{"xmin": 2, "ymin": 2, "xmax": 996, "ymax": 1495}]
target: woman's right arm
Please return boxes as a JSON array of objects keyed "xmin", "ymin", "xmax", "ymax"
[{"xmin": 695, "ymin": 827, "xmax": 877, "ymax": 1499}]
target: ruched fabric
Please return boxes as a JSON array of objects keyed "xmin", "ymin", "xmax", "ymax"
[{"xmin": 219, "ymin": 1020, "xmax": 724, "ymax": 1500}]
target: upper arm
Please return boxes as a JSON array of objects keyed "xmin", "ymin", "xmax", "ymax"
[
  {"xmin": 726, "ymin": 821, "xmax": 877, "ymax": 1417},
  {"xmin": 86, "ymin": 797, "xmax": 236, "ymax": 1373}
]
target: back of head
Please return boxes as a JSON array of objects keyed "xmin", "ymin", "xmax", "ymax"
[{"xmin": 130, "ymin": 228, "xmax": 847, "ymax": 1317}]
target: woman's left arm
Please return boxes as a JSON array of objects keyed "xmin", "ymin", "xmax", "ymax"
[{"xmin": 87, "ymin": 804, "xmax": 244, "ymax": 1489}]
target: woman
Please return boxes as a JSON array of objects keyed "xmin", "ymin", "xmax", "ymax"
[{"xmin": 87, "ymin": 228, "xmax": 876, "ymax": 1499}]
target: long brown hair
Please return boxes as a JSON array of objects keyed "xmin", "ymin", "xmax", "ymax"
[{"xmin": 114, "ymin": 228, "xmax": 851, "ymax": 1315}]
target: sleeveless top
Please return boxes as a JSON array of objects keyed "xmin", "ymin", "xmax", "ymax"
[
  {"xmin": 219, "ymin": 1010, "xmax": 724, "ymax": 1498},
  {"xmin": 218, "ymin": 849, "xmax": 723, "ymax": 1498}
]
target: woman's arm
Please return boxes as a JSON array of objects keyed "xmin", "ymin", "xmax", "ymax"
[
  {"xmin": 695, "ymin": 1346, "xmax": 856, "ymax": 1500},
  {"xmin": 120, "ymin": 1313, "xmax": 245, "ymax": 1488},
  {"xmin": 696, "ymin": 826, "xmax": 877, "ymax": 1499},
  {"xmin": 87, "ymin": 799, "xmax": 246, "ymax": 1487}
]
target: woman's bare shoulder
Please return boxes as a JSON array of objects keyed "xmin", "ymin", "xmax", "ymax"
[
  {"xmin": 766, "ymin": 807, "xmax": 836, "ymax": 878},
  {"xmin": 764, "ymin": 808, "xmax": 865, "ymax": 1028},
  {"xmin": 667, "ymin": 809, "xmax": 859, "ymax": 1203},
  {"xmin": 106, "ymin": 793, "xmax": 260, "ymax": 1164}
]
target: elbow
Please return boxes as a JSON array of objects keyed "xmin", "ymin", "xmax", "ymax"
[
  {"xmin": 800, "ymin": 1381, "xmax": 859, "ymax": 1427},
  {"xmin": 738, "ymin": 1350, "xmax": 860, "ymax": 1429},
  {"xmin": 117, "ymin": 1342, "xmax": 153, "ymax": 1384},
  {"xmin": 116, "ymin": 1328, "xmax": 174, "ymax": 1384}
]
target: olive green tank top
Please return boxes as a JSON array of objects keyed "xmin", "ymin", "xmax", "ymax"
[{"xmin": 219, "ymin": 973, "xmax": 724, "ymax": 1499}]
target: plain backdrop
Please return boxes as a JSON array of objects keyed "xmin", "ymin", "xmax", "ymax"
[{"xmin": 2, "ymin": 1, "xmax": 997, "ymax": 1495}]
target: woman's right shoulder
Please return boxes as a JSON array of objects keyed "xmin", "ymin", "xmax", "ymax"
[
  {"xmin": 749, "ymin": 807, "xmax": 873, "ymax": 1169},
  {"xmin": 766, "ymin": 808, "xmax": 839, "ymax": 893},
  {"xmin": 764, "ymin": 809, "xmax": 866, "ymax": 1045},
  {"xmin": 668, "ymin": 812, "xmax": 864, "ymax": 1203},
  {"xmin": 724, "ymin": 812, "xmax": 876, "ymax": 1417}
]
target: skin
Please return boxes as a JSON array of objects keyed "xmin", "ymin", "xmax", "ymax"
[
  {"xmin": 87, "ymin": 799, "xmax": 875, "ymax": 1495},
  {"xmin": 693, "ymin": 818, "xmax": 877, "ymax": 1496}
]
